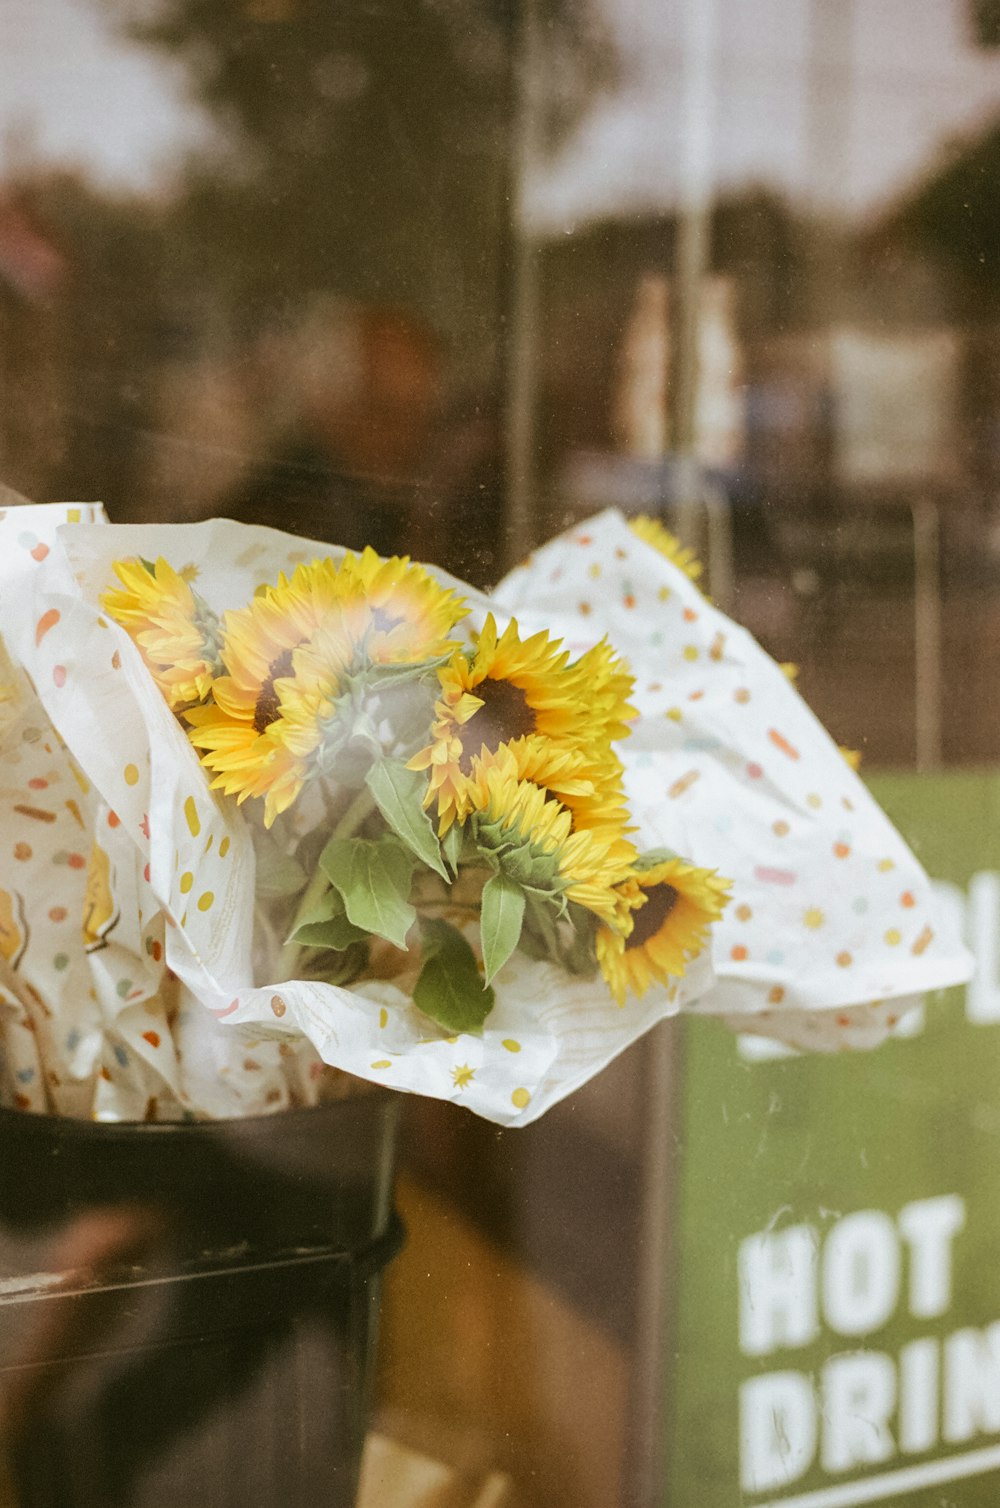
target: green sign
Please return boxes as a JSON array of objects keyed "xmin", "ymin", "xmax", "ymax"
[{"xmin": 665, "ymin": 771, "xmax": 1000, "ymax": 1507}]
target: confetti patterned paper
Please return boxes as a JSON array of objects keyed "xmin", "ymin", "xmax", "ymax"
[
  {"xmin": 493, "ymin": 508, "xmax": 972, "ymax": 1053},
  {"xmin": 2, "ymin": 507, "xmax": 715, "ymax": 1127},
  {"xmin": 0, "ymin": 503, "xmax": 971, "ymax": 1126}
]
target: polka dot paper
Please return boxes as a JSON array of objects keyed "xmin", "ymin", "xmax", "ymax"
[
  {"xmin": 493, "ymin": 509, "xmax": 972, "ymax": 1052},
  {"xmin": 3, "ymin": 507, "xmax": 714, "ymax": 1128}
]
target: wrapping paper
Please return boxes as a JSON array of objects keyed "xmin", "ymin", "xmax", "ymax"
[
  {"xmin": 0, "ymin": 502, "xmax": 971, "ymax": 1125},
  {"xmin": 494, "ymin": 509, "xmax": 973, "ymax": 1053},
  {"xmin": 2, "ymin": 506, "xmax": 715, "ymax": 1126}
]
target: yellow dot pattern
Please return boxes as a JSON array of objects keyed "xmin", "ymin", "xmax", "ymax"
[
  {"xmin": 511, "ymin": 1088, "xmax": 531, "ymax": 1109},
  {"xmin": 124, "ymin": 763, "xmax": 139, "ymax": 786},
  {"xmin": 179, "ymin": 872, "xmax": 194, "ymax": 894},
  {"xmin": 197, "ymin": 892, "xmax": 214, "ymax": 912},
  {"xmin": 502, "ymin": 1039, "xmax": 522, "ymax": 1053},
  {"xmin": 184, "ymin": 796, "xmax": 201, "ymax": 836},
  {"xmin": 219, "ymin": 836, "xmax": 231, "ymax": 857}
]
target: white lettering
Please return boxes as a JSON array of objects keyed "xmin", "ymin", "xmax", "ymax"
[
  {"xmin": 967, "ymin": 872, "xmax": 1000, "ymax": 1023},
  {"xmin": 739, "ymin": 1224, "xmax": 818, "ymax": 1357},
  {"xmin": 822, "ymin": 1211, "xmax": 900, "ymax": 1337},
  {"xmin": 821, "ymin": 1351, "xmax": 897, "ymax": 1473},
  {"xmin": 944, "ymin": 1324, "xmax": 1000, "ymax": 1442},
  {"xmin": 899, "ymin": 1195, "xmax": 965, "ymax": 1318},
  {"xmin": 740, "ymin": 1371, "xmax": 817, "ymax": 1493},
  {"xmin": 899, "ymin": 1337, "xmax": 939, "ymax": 1454}
]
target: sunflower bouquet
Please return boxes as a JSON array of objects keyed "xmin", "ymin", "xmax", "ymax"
[
  {"xmin": 100, "ymin": 544, "xmax": 729, "ymax": 1041},
  {"xmin": 0, "ymin": 500, "xmax": 971, "ymax": 1125}
]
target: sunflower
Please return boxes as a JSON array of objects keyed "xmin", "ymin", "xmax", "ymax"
[
  {"xmin": 331, "ymin": 547, "xmax": 468, "ymax": 667},
  {"xmin": 184, "ymin": 560, "xmax": 352, "ymax": 824},
  {"xmin": 466, "ymin": 752, "xmax": 635, "ymax": 930},
  {"xmin": 473, "ymin": 738, "xmax": 636, "ymax": 860},
  {"xmin": 629, "ymin": 515, "xmax": 703, "ymax": 583},
  {"xmin": 102, "ymin": 557, "xmax": 222, "ymax": 710},
  {"xmin": 596, "ymin": 853, "xmax": 730, "ymax": 1005},
  {"xmin": 409, "ymin": 614, "xmax": 633, "ymax": 833},
  {"xmin": 565, "ymin": 637, "xmax": 636, "ymax": 746}
]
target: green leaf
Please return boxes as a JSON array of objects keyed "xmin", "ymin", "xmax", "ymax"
[
  {"xmin": 413, "ymin": 918, "xmax": 494, "ymax": 1034},
  {"xmin": 294, "ymin": 914, "xmax": 371, "ymax": 950},
  {"xmin": 366, "ymin": 758, "xmax": 449, "ymax": 879},
  {"xmin": 441, "ymin": 821, "xmax": 465, "ymax": 877},
  {"xmin": 320, "ymin": 835, "xmax": 416, "ymax": 949},
  {"xmin": 480, "ymin": 871, "xmax": 525, "ymax": 985},
  {"xmin": 287, "ymin": 890, "xmax": 370, "ymax": 950},
  {"xmin": 522, "ymin": 891, "xmax": 562, "ymax": 962}
]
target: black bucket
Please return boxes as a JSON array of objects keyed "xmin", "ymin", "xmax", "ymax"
[{"xmin": 0, "ymin": 1092, "xmax": 402, "ymax": 1508}]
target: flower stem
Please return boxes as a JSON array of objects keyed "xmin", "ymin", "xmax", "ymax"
[{"xmin": 276, "ymin": 785, "xmax": 377, "ymax": 981}]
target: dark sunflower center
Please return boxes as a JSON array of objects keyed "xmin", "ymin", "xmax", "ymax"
[
  {"xmin": 253, "ymin": 648, "xmax": 295, "ymax": 733},
  {"xmin": 626, "ymin": 882, "xmax": 679, "ymax": 950},
  {"xmin": 457, "ymin": 677, "xmax": 536, "ymax": 772}
]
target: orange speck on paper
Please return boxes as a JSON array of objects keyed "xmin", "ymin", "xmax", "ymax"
[
  {"xmin": 13, "ymin": 842, "xmax": 31, "ymax": 861},
  {"xmin": 735, "ymin": 904, "xmax": 753, "ymax": 922},
  {"xmin": 912, "ymin": 926, "xmax": 933, "ymax": 956},
  {"xmin": 773, "ymin": 820, "xmax": 790, "ymax": 837},
  {"xmin": 615, "ymin": 546, "xmax": 628, "ymax": 559},
  {"xmin": 111, "ymin": 650, "xmax": 121, "ymax": 670},
  {"xmin": 688, "ymin": 689, "xmax": 704, "ymax": 701},
  {"xmin": 768, "ymin": 986, "xmax": 785, "ymax": 1005},
  {"xmin": 669, "ymin": 770, "xmax": 700, "ymax": 799},
  {"xmin": 577, "ymin": 534, "xmax": 592, "ymax": 546},
  {"xmin": 734, "ymin": 687, "xmax": 751, "ymax": 704},
  {"xmin": 30, "ymin": 543, "xmax": 49, "ymax": 563},
  {"xmin": 28, "ymin": 778, "xmax": 48, "ymax": 791},
  {"xmin": 579, "ymin": 601, "xmax": 592, "ymax": 615},
  {"xmin": 900, "ymin": 891, "xmax": 916, "ymax": 908},
  {"xmin": 624, "ymin": 593, "xmax": 636, "ymax": 609},
  {"xmin": 768, "ymin": 728, "xmax": 800, "ymax": 760},
  {"xmin": 49, "ymin": 906, "xmax": 67, "ymax": 923},
  {"xmin": 836, "ymin": 951, "xmax": 853, "ymax": 968},
  {"xmin": 270, "ymin": 995, "xmax": 287, "ymax": 1018},
  {"xmin": 35, "ymin": 609, "xmax": 60, "ymax": 646},
  {"xmin": 107, "ymin": 811, "xmax": 120, "ymax": 829},
  {"xmin": 836, "ymin": 1013, "xmax": 852, "ymax": 1026},
  {"xmin": 67, "ymin": 852, "xmax": 85, "ymax": 870},
  {"xmin": 142, "ymin": 1031, "xmax": 161, "ymax": 1049},
  {"xmin": 683, "ymin": 607, "xmax": 698, "ymax": 623},
  {"xmin": 731, "ymin": 944, "xmax": 748, "ymax": 962},
  {"xmin": 833, "ymin": 842, "xmax": 850, "ymax": 859}
]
